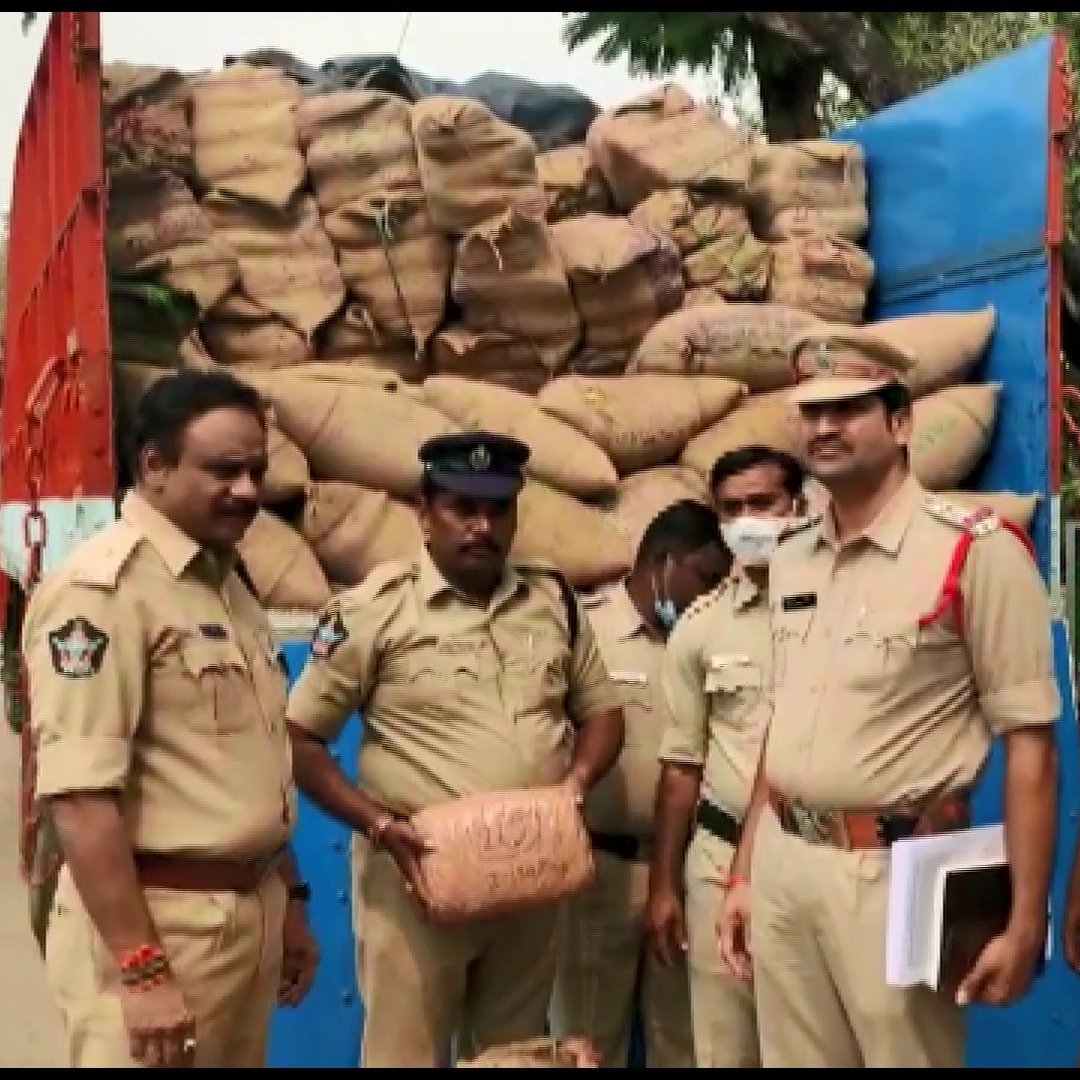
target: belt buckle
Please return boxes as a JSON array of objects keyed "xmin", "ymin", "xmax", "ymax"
[{"xmin": 787, "ymin": 799, "xmax": 834, "ymax": 846}]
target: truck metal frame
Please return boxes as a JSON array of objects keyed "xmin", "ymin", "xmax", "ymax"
[{"xmin": 3, "ymin": 12, "xmax": 1078, "ymax": 1067}]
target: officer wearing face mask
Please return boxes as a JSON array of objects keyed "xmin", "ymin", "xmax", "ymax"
[
  {"xmin": 648, "ymin": 446, "xmax": 806, "ymax": 1068},
  {"xmin": 550, "ymin": 500, "xmax": 730, "ymax": 1068}
]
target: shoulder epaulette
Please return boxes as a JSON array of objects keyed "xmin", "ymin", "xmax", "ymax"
[
  {"xmin": 776, "ymin": 514, "xmax": 821, "ymax": 545},
  {"xmin": 338, "ymin": 558, "xmax": 417, "ymax": 610},
  {"xmin": 922, "ymin": 494, "xmax": 1001, "ymax": 537},
  {"xmin": 69, "ymin": 520, "xmax": 142, "ymax": 590},
  {"xmin": 682, "ymin": 578, "xmax": 730, "ymax": 623}
]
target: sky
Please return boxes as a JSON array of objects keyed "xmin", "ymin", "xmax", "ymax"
[{"xmin": 1, "ymin": 11, "xmax": 731, "ymax": 214}]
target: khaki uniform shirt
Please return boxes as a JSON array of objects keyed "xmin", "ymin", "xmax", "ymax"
[
  {"xmin": 24, "ymin": 491, "xmax": 294, "ymax": 861},
  {"xmin": 286, "ymin": 550, "xmax": 622, "ymax": 813},
  {"xmin": 659, "ymin": 572, "xmax": 771, "ymax": 820},
  {"xmin": 579, "ymin": 583, "xmax": 667, "ymax": 839},
  {"xmin": 765, "ymin": 476, "xmax": 1060, "ymax": 811}
]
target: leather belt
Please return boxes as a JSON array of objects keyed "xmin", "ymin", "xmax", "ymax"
[
  {"xmin": 134, "ymin": 849, "xmax": 284, "ymax": 893},
  {"xmin": 768, "ymin": 788, "xmax": 970, "ymax": 851},
  {"xmin": 696, "ymin": 799, "xmax": 742, "ymax": 847},
  {"xmin": 588, "ymin": 831, "xmax": 647, "ymax": 862}
]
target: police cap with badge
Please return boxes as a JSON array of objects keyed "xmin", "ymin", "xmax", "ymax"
[
  {"xmin": 419, "ymin": 431, "xmax": 531, "ymax": 500},
  {"xmin": 787, "ymin": 323, "xmax": 917, "ymax": 405}
]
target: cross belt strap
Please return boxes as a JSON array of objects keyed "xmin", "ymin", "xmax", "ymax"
[{"xmin": 768, "ymin": 788, "xmax": 970, "ymax": 851}]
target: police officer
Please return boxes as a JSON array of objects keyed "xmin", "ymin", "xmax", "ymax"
[
  {"xmin": 549, "ymin": 499, "xmax": 729, "ymax": 1067},
  {"xmin": 719, "ymin": 324, "xmax": 1060, "ymax": 1067},
  {"xmin": 285, "ymin": 431, "xmax": 626, "ymax": 1068},
  {"xmin": 651, "ymin": 446, "xmax": 805, "ymax": 1068},
  {"xmin": 23, "ymin": 369, "xmax": 317, "ymax": 1069}
]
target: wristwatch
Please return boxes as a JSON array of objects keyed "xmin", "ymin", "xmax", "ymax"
[{"xmin": 287, "ymin": 880, "xmax": 312, "ymax": 904}]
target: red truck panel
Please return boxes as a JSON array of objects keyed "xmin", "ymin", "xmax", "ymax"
[{"xmin": 2, "ymin": 12, "xmax": 114, "ymax": 524}]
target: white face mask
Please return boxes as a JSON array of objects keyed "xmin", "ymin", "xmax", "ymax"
[{"xmin": 721, "ymin": 516, "xmax": 788, "ymax": 568}]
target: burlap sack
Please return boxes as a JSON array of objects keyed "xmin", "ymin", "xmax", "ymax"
[
  {"xmin": 868, "ymin": 306, "xmax": 997, "ymax": 398},
  {"xmin": 911, "ymin": 383, "xmax": 1001, "ymax": 490},
  {"xmin": 538, "ymin": 374, "xmax": 745, "ymax": 474},
  {"xmin": 586, "ymin": 84, "xmax": 754, "ymax": 211},
  {"xmin": 320, "ymin": 303, "xmax": 429, "ymax": 384},
  {"xmin": 262, "ymin": 360, "xmax": 404, "ymax": 394},
  {"xmin": 767, "ymin": 237, "xmax": 875, "ymax": 324},
  {"xmin": 297, "ymin": 89, "xmax": 420, "ymax": 214},
  {"xmin": 681, "ymin": 389, "xmax": 800, "ymax": 477},
  {"xmin": 201, "ymin": 191, "xmax": 345, "ymax": 338},
  {"xmin": 301, "ymin": 481, "xmax": 422, "ymax": 585},
  {"xmin": 413, "ymin": 96, "xmax": 547, "ymax": 235},
  {"xmin": 458, "ymin": 1037, "xmax": 600, "ymax": 1069},
  {"xmin": 178, "ymin": 331, "xmax": 214, "ymax": 371},
  {"xmin": 551, "ymin": 214, "xmax": 684, "ymax": 374},
  {"xmin": 248, "ymin": 371, "xmax": 456, "ymax": 496},
  {"xmin": 103, "ymin": 63, "xmax": 192, "ymax": 183},
  {"xmin": 537, "ymin": 144, "xmax": 612, "ymax": 222},
  {"xmin": 107, "ymin": 172, "xmax": 238, "ymax": 313},
  {"xmin": 236, "ymin": 510, "xmax": 332, "ymax": 611},
  {"xmin": 264, "ymin": 421, "xmax": 310, "ymax": 505},
  {"xmin": 629, "ymin": 187, "xmax": 771, "ymax": 299},
  {"xmin": 608, "ymin": 466, "xmax": 712, "ymax": 553},
  {"xmin": 201, "ymin": 292, "xmax": 313, "ymax": 369},
  {"xmin": 421, "ymin": 376, "xmax": 618, "ymax": 498},
  {"xmin": 629, "ymin": 302, "xmax": 820, "ymax": 392},
  {"xmin": 190, "ymin": 62, "xmax": 304, "ymax": 209},
  {"xmin": 513, "ymin": 480, "xmax": 632, "ymax": 588},
  {"xmin": 684, "ymin": 286, "xmax": 730, "ymax": 308},
  {"xmin": 323, "ymin": 192, "xmax": 451, "ymax": 351},
  {"xmin": 749, "ymin": 139, "xmax": 868, "ymax": 242},
  {"xmin": 410, "ymin": 785, "xmax": 594, "ymax": 924},
  {"xmin": 430, "ymin": 327, "xmax": 553, "ymax": 396},
  {"xmin": 452, "ymin": 209, "xmax": 581, "ymax": 376}
]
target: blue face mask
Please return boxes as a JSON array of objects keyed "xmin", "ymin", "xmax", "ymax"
[{"xmin": 654, "ymin": 598, "xmax": 678, "ymax": 631}]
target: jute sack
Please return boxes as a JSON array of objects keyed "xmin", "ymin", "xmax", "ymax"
[
  {"xmin": 452, "ymin": 209, "xmax": 581, "ymax": 377},
  {"xmin": 910, "ymin": 383, "xmax": 1001, "ymax": 490},
  {"xmin": 430, "ymin": 327, "xmax": 554, "ymax": 396},
  {"xmin": 236, "ymin": 510, "xmax": 332, "ymax": 611},
  {"xmin": 410, "ymin": 785, "xmax": 594, "ymax": 924},
  {"xmin": 681, "ymin": 389, "xmax": 800, "ymax": 477},
  {"xmin": 749, "ymin": 139, "xmax": 868, "ymax": 242},
  {"xmin": 320, "ymin": 302, "xmax": 428, "ymax": 385},
  {"xmin": 178, "ymin": 331, "xmax": 214, "ymax": 371},
  {"xmin": 537, "ymin": 144, "xmax": 612, "ymax": 222},
  {"xmin": 551, "ymin": 214, "xmax": 684, "ymax": 374},
  {"xmin": 300, "ymin": 481, "xmax": 422, "ymax": 586},
  {"xmin": 513, "ymin": 480, "xmax": 632, "ymax": 589},
  {"xmin": 323, "ymin": 192, "xmax": 451, "ymax": 351},
  {"xmin": 684, "ymin": 286, "xmax": 730, "ymax": 308},
  {"xmin": 201, "ymin": 292, "xmax": 314, "ymax": 369},
  {"xmin": 586, "ymin": 84, "xmax": 754, "ymax": 211},
  {"xmin": 421, "ymin": 376, "xmax": 618, "ymax": 498},
  {"xmin": 107, "ymin": 172, "xmax": 238, "ymax": 313},
  {"xmin": 767, "ymin": 237, "xmax": 875, "ymax": 324},
  {"xmin": 201, "ymin": 191, "xmax": 345, "ymax": 339},
  {"xmin": 607, "ymin": 466, "xmax": 712, "ymax": 553},
  {"xmin": 630, "ymin": 187, "xmax": 771, "ymax": 301},
  {"xmin": 413, "ymin": 95, "xmax": 547, "ymax": 236},
  {"xmin": 103, "ymin": 63, "xmax": 192, "ymax": 183},
  {"xmin": 297, "ymin": 89, "xmax": 420, "ymax": 214},
  {"xmin": 538, "ymin": 374, "xmax": 745, "ymax": 474},
  {"xmin": 190, "ymin": 62, "xmax": 304, "ymax": 210},
  {"xmin": 629, "ymin": 302, "xmax": 820, "ymax": 393},
  {"xmin": 867, "ymin": 306, "xmax": 996, "ymax": 398},
  {"xmin": 259, "ymin": 360, "xmax": 404, "ymax": 395},
  {"xmin": 247, "ymin": 371, "xmax": 456, "ymax": 496},
  {"xmin": 458, "ymin": 1037, "xmax": 600, "ymax": 1069},
  {"xmin": 264, "ymin": 421, "xmax": 310, "ymax": 505}
]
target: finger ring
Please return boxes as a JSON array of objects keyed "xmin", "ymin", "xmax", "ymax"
[{"xmin": 183, "ymin": 1038, "xmax": 197, "ymax": 1053}]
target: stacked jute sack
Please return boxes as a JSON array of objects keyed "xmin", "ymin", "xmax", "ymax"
[{"xmin": 105, "ymin": 61, "xmax": 1036, "ymax": 612}]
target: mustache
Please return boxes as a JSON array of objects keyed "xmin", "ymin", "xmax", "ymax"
[
  {"xmin": 461, "ymin": 538, "xmax": 498, "ymax": 553},
  {"xmin": 809, "ymin": 437, "xmax": 850, "ymax": 454},
  {"xmin": 219, "ymin": 501, "xmax": 258, "ymax": 518}
]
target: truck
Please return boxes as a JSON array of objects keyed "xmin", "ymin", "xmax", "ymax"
[{"xmin": 3, "ymin": 11, "xmax": 1079, "ymax": 1069}]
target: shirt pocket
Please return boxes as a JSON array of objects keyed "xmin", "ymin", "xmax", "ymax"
[
  {"xmin": 609, "ymin": 673, "xmax": 655, "ymax": 747},
  {"xmin": 507, "ymin": 643, "xmax": 568, "ymax": 713},
  {"xmin": 704, "ymin": 656, "xmax": 764, "ymax": 731},
  {"xmin": 176, "ymin": 635, "xmax": 259, "ymax": 736},
  {"xmin": 841, "ymin": 614, "xmax": 962, "ymax": 692},
  {"xmin": 771, "ymin": 609, "xmax": 814, "ymax": 686}
]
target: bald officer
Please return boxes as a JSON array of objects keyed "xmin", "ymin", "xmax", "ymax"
[
  {"xmin": 550, "ymin": 499, "xmax": 729, "ymax": 1067},
  {"xmin": 719, "ymin": 324, "xmax": 1060, "ymax": 1067},
  {"xmin": 285, "ymin": 431, "xmax": 626, "ymax": 1068},
  {"xmin": 23, "ymin": 369, "xmax": 316, "ymax": 1069}
]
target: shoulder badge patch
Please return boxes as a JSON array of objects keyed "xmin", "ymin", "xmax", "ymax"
[
  {"xmin": 311, "ymin": 608, "xmax": 348, "ymax": 661},
  {"xmin": 777, "ymin": 514, "xmax": 821, "ymax": 545},
  {"xmin": 48, "ymin": 617, "xmax": 109, "ymax": 678}
]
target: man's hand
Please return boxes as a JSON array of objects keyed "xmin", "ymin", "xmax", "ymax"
[
  {"xmin": 718, "ymin": 877, "xmax": 753, "ymax": 981},
  {"xmin": 120, "ymin": 973, "xmax": 197, "ymax": 1068},
  {"xmin": 645, "ymin": 886, "xmax": 688, "ymax": 968},
  {"xmin": 279, "ymin": 901, "xmax": 319, "ymax": 1006},
  {"xmin": 956, "ymin": 926, "xmax": 1045, "ymax": 1006},
  {"xmin": 382, "ymin": 818, "xmax": 435, "ymax": 910}
]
